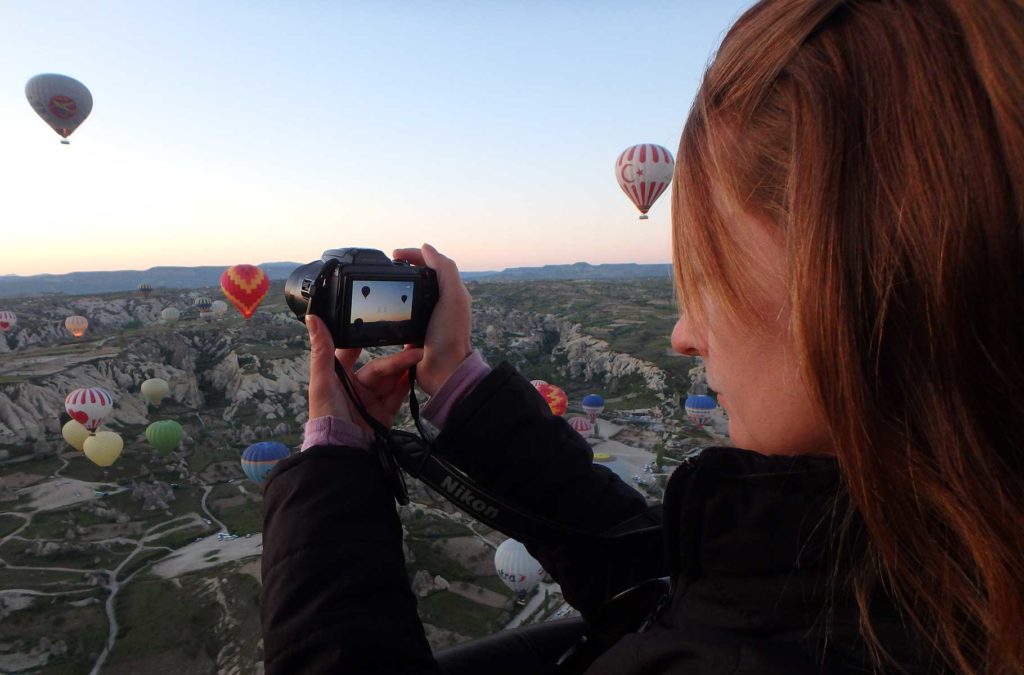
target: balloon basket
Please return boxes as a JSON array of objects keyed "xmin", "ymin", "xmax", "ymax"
[
  {"xmin": 638, "ymin": 214, "xmax": 648, "ymax": 220},
  {"xmin": 60, "ymin": 139, "xmax": 70, "ymax": 145}
]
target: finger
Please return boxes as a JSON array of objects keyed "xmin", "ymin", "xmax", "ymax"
[
  {"xmin": 420, "ymin": 243, "xmax": 461, "ymax": 293},
  {"xmin": 354, "ymin": 348, "xmax": 424, "ymax": 385},
  {"xmin": 381, "ymin": 371, "xmax": 412, "ymax": 411},
  {"xmin": 337, "ymin": 347, "xmax": 362, "ymax": 370},
  {"xmin": 393, "ymin": 248, "xmax": 426, "ymax": 266}
]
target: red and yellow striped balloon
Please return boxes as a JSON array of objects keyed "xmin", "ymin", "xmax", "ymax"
[
  {"xmin": 220, "ymin": 264, "xmax": 269, "ymax": 320},
  {"xmin": 532, "ymin": 382, "xmax": 568, "ymax": 417}
]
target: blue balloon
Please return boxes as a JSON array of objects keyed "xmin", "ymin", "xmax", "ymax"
[
  {"xmin": 581, "ymin": 394, "xmax": 605, "ymax": 408},
  {"xmin": 683, "ymin": 394, "xmax": 718, "ymax": 426},
  {"xmin": 241, "ymin": 441, "xmax": 290, "ymax": 486}
]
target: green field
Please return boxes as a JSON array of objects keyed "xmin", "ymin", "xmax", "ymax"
[
  {"xmin": 0, "ymin": 596, "xmax": 109, "ymax": 674},
  {"xmin": 417, "ymin": 590, "xmax": 509, "ymax": 638}
]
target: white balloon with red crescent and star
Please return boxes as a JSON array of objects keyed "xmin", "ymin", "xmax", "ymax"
[
  {"xmin": 615, "ymin": 143, "xmax": 674, "ymax": 219},
  {"xmin": 65, "ymin": 387, "xmax": 114, "ymax": 432}
]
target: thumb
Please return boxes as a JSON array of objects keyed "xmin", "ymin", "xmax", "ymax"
[{"xmin": 306, "ymin": 315, "xmax": 336, "ymax": 377}]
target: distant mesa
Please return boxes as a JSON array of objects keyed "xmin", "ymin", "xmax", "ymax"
[{"xmin": 0, "ymin": 262, "xmax": 671, "ymax": 297}]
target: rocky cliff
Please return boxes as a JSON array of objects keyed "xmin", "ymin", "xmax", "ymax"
[{"xmin": 1, "ymin": 285, "xmax": 678, "ymax": 450}]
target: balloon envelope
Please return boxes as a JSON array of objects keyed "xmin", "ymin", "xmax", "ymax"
[
  {"xmin": 192, "ymin": 296, "xmax": 213, "ymax": 311},
  {"xmin": 25, "ymin": 74, "xmax": 93, "ymax": 142},
  {"xmin": 211, "ymin": 300, "xmax": 228, "ymax": 316},
  {"xmin": 62, "ymin": 419, "xmax": 90, "ymax": 451},
  {"xmin": 568, "ymin": 416, "xmax": 593, "ymax": 435},
  {"xmin": 615, "ymin": 143, "xmax": 674, "ymax": 219},
  {"xmin": 161, "ymin": 307, "xmax": 181, "ymax": 323},
  {"xmin": 221, "ymin": 264, "xmax": 269, "ymax": 320},
  {"xmin": 532, "ymin": 382, "xmax": 568, "ymax": 416},
  {"xmin": 145, "ymin": 420, "xmax": 183, "ymax": 453},
  {"xmin": 581, "ymin": 394, "xmax": 605, "ymax": 417},
  {"xmin": 65, "ymin": 315, "xmax": 88, "ymax": 337},
  {"xmin": 494, "ymin": 538, "xmax": 544, "ymax": 596},
  {"xmin": 65, "ymin": 387, "xmax": 114, "ymax": 431},
  {"xmin": 141, "ymin": 378, "xmax": 170, "ymax": 405},
  {"xmin": 241, "ymin": 441, "xmax": 290, "ymax": 486},
  {"xmin": 84, "ymin": 431, "xmax": 123, "ymax": 467},
  {"xmin": 684, "ymin": 394, "xmax": 718, "ymax": 426},
  {"xmin": 0, "ymin": 311, "xmax": 16, "ymax": 332}
]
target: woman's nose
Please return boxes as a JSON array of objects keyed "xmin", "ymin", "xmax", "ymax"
[{"xmin": 671, "ymin": 315, "xmax": 702, "ymax": 357}]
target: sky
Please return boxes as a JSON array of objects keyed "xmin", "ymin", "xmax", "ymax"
[
  {"xmin": 0, "ymin": 1, "xmax": 754, "ymax": 276},
  {"xmin": 351, "ymin": 280, "xmax": 416, "ymax": 323}
]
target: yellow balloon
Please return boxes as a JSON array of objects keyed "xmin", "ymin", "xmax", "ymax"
[
  {"xmin": 83, "ymin": 431, "xmax": 123, "ymax": 467},
  {"xmin": 140, "ymin": 378, "xmax": 170, "ymax": 405},
  {"xmin": 61, "ymin": 419, "xmax": 90, "ymax": 451}
]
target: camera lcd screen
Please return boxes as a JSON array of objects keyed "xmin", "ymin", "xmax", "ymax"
[{"xmin": 349, "ymin": 279, "xmax": 415, "ymax": 327}]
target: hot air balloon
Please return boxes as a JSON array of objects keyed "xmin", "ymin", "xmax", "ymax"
[
  {"xmin": 361, "ymin": 286, "xmax": 371, "ymax": 298},
  {"xmin": 529, "ymin": 380, "xmax": 548, "ymax": 388},
  {"xmin": 581, "ymin": 394, "xmax": 605, "ymax": 419},
  {"xmin": 25, "ymin": 74, "xmax": 93, "ymax": 144},
  {"xmin": 192, "ymin": 296, "xmax": 212, "ymax": 311},
  {"xmin": 61, "ymin": 419, "xmax": 90, "ymax": 451},
  {"xmin": 161, "ymin": 307, "xmax": 181, "ymax": 323},
  {"xmin": 84, "ymin": 431, "xmax": 123, "ymax": 467},
  {"xmin": 615, "ymin": 143, "xmax": 674, "ymax": 219},
  {"xmin": 221, "ymin": 264, "xmax": 269, "ymax": 320},
  {"xmin": 532, "ymin": 382, "xmax": 568, "ymax": 416},
  {"xmin": 141, "ymin": 378, "xmax": 169, "ymax": 405},
  {"xmin": 137, "ymin": 282, "xmax": 153, "ymax": 298},
  {"xmin": 684, "ymin": 394, "xmax": 718, "ymax": 426},
  {"xmin": 401, "ymin": 294, "xmax": 408, "ymax": 304},
  {"xmin": 65, "ymin": 387, "xmax": 114, "ymax": 431},
  {"xmin": 211, "ymin": 300, "xmax": 228, "ymax": 317},
  {"xmin": 65, "ymin": 315, "xmax": 88, "ymax": 338},
  {"xmin": 494, "ymin": 538, "xmax": 545, "ymax": 600},
  {"xmin": 241, "ymin": 441, "xmax": 290, "ymax": 487},
  {"xmin": 0, "ymin": 311, "xmax": 16, "ymax": 332},
  {"xmin": 568, "ymin": 416, "xmax": 593, "ymax": 436},
  {"xmin": 145, "ymin": 420, "xmax": 183, "ymax": 453}
]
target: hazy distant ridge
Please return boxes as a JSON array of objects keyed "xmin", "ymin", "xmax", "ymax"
[
  {"xmin": 0, "ymin": 261, "xmax": 671, "ymax": 297},
  {"xmin": 462, "ymin": 262, "xmax": 671, "ymax": 282}
]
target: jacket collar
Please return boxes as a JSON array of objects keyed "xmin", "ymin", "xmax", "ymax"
[{"xmin": 662, "ymin": 447, "xmax": 846, "ymax": 583}]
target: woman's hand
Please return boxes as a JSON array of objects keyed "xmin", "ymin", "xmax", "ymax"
[
  {"xmin": 306, "ymin": 314, "xmax": 423, "ymax": 434},
  {"xmin": 392, "ymin": 244, "xmax": 473, "ymax": 396}
]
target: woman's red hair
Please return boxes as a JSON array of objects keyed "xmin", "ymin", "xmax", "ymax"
[{"xmin": 673, "ymin": 1, "xmax": 1024, "ymax": 672}]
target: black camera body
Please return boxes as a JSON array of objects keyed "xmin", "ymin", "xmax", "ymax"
[{"xmin": 285, "ymin": 248, "xmax": 438, "ymax": 348}]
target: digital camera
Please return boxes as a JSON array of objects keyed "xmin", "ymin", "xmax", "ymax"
[{"xmin": 285, "ymin": 248, "xmax": 438, "ymax": 348}]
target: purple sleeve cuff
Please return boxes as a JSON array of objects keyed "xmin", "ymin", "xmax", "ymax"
[
  {"xmin": 420, "ymin": 351, "xmax": 491, "ymax": 429},
  {"xmin": 301, "ymin": 415, "xmax": 372, "ymax": 451}
]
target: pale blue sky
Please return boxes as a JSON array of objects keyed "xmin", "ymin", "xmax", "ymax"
[{"xmin": 0, "ymin": 1, "xmax": 754, "ymax": 275}]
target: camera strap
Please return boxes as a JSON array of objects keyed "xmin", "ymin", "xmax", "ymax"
[
  {"xmin": 334, "ymin": 361, "xmax": 671, "ymax": 675},
  {"xmin": 332, "ymin": 358, "xmax": 411, "ymax": 504},
  {"xmin": 332, "ymin": 360, "xmax": 662, "ymax": 544}
]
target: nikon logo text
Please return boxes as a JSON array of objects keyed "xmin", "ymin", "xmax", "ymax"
[{"xmin": 440, "ymin": 475, "xmax": 500, "ymax": 520}]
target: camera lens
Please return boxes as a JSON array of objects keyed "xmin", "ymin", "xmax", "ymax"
[{"xmin": 284, "ymin": 260, "xmax": 324, "ymax": 320}]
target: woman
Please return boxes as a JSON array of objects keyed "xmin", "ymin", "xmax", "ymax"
[{"xmin": 261, "ymin": 1, "xmax": 1024, "ymax": 673}]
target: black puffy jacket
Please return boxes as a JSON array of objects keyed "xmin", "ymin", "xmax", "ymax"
[{"xmin": 261, "ymin": 363, "xmax": 933, "ymax": 673}]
